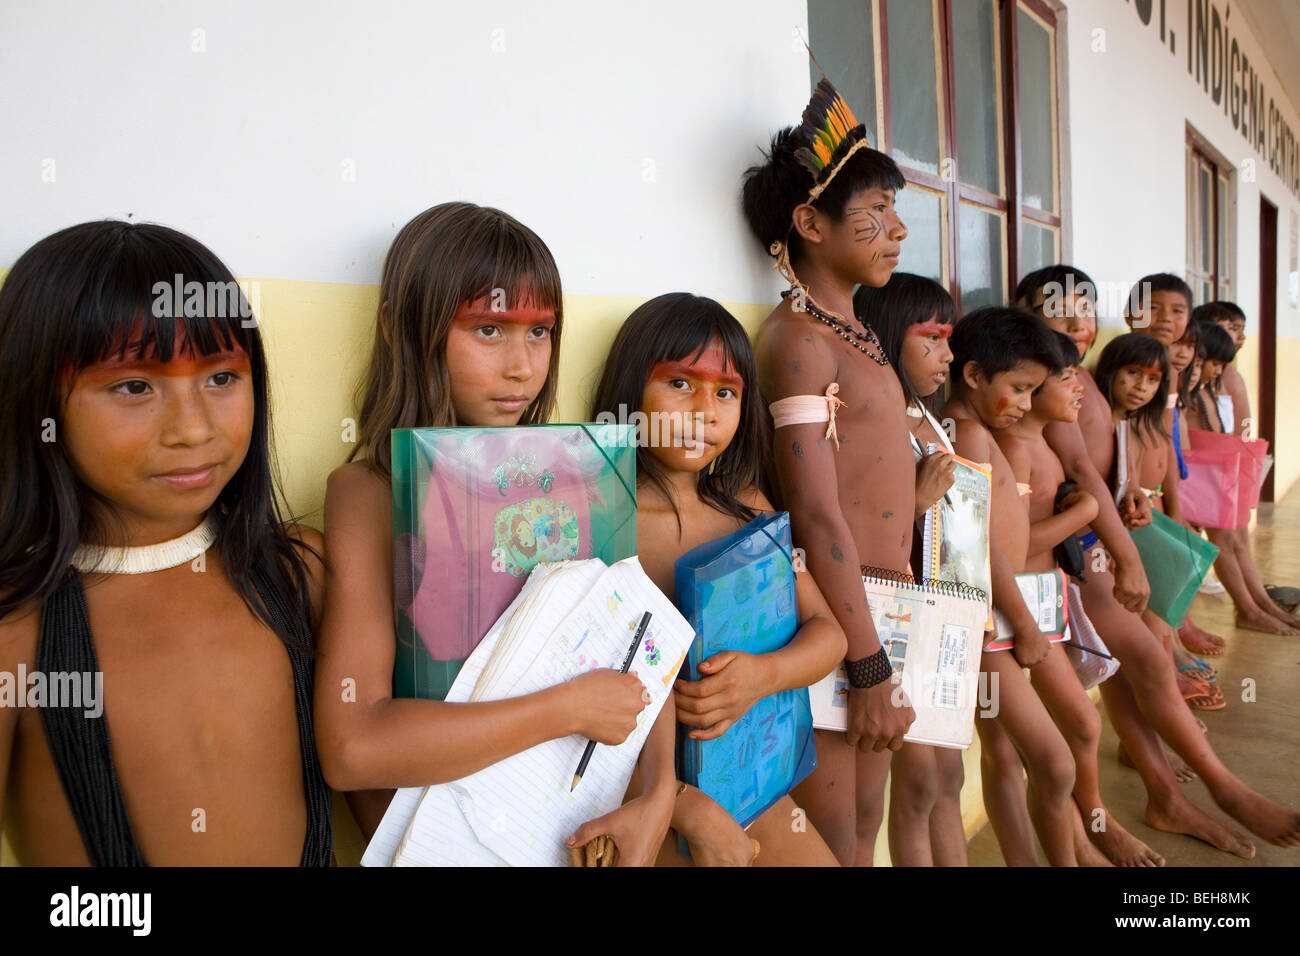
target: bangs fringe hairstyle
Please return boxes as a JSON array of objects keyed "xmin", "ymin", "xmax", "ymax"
[
  {"xmin": 854, "ymin": 272, "xmax": 956, "ymax": 409},
  {"xmin": 589, "ymin": 293, "xmax": 766, "ymax": 530},
  {"xmin": 1094, "ymin": 332, "xmax": 1170, "ymax": 441},
  {"xmin": 352, "ymin": 202, "xmax": 563, "ymax": 476},
  {"xmin": 1047, "ymin": 330, "xmax": 1082, "ymax": 369},
  {"xmin": 0, "ymin": 220, "xmax": 313, "ymax": 643}
]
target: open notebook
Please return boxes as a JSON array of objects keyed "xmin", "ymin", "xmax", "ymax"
[{"xmin": 362, "ymin": 556, "xmax": 694, "ymax": 867}]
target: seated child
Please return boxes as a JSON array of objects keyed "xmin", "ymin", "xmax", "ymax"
[
  {"xmin": 943, "ymin": 305, "xmax": 1081, "ymax": 866},
  {"xmin": 0, "ymin": 221, "xmax": 331, "ymax": 865},
  {"xmin": 1095, "ymin": 333, "xmax": 1226, "ymax": 711},
  {"xmin": 856, "ymin": 272, "xmax": 967, "ymax": 866},
  {"xmin": 989, "ymin": 330, "xmax": 1166, "ymax": 865},
  {"xmin": 1125, "ymin": 287, "xmax": 1226, "ymax": 665},
  {"xmin": 1185, "ymin": 320, "xmax": 1300, "ymax": 635},
  {"xmin": 314, "ymin": 203, "xmax": 672, "ymax": 866},
  {"xmin": 742, "ymin": 77, "xmax": 918, "ymax": 865},
  {"xmin": 590, "ymin": 292, "xmax": 845, "ymax": 866},
  {"xmin": 1194, "ymin": 301, "xmax": 1250, "ymax": 437}
]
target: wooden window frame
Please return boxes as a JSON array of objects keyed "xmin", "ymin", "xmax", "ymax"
[
  {"xmin": 1186, "ymin": 135, "xmax": 1232, "ymax": 302},
  {"xmin": 875, "ymin": 0, "xmax": 1061, "ymax": 311}
]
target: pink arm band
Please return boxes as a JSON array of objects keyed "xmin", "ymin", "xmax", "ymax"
[{"xmin": 768, "ymin": 383, "xmax": 847, "ymax": 448}]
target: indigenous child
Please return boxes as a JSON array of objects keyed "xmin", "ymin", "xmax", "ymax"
[
  {"xmin": 1062, "ymin": 323, "xmax": 1298, "ymax": 853},
  {"xmin": 0, "ymin": 221, "xmax": 332, "ymax": 865},
  {"xmin": 988, "ymin": 330, "xmax": 1164, "ymax": 865},
  {"xmin": 743, "ymin": 78, "xmax": 917, "ymax": 866},
  {"xmin": 943, "ymin": 306, "xmax": 1081, "ymax": 866},
  {"xmin": 314, "ymin": 202, "xmax": 673, "ymax": 865},
  {"xmin": 1186, "ymin": 322, "xmax": 1300, "ymax": 635},
  {"xmin": 1126, "ymin": 287, "xmax": 1226, "ymax": 664},
  {"xmin": 590, "ymin": 292, "xmax": 845, "ymax": 866},
  {"xmin": 855, "ymin": 273, "xmax": 966, "ymax": 866},
  {"xmin": 1017, "ymin": 265, "xmax": 1206, "ymax": 786},
  {"xmin": 1194, "ymin": 302, "xmax": 1250, "ymax": 438},
  {"xmin": 1094, "ymin": 334, "xmax": 1225, "ymax": 710}
]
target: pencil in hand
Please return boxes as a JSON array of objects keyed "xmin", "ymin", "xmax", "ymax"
[{"xmin": 570, "ymin": 610, "xmax": 653, "ymax": 791}]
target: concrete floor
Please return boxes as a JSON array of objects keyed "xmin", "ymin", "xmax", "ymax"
[{"xmin": 967, "ymin": 498, "xmax": 1300, "ymax": 866}]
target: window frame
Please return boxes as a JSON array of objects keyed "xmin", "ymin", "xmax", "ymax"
[
  {"xmin": 1185, "ymin": 134, "xmax": 1232, "ymax": 304},
  {"xmin": 871, "ymin": 0, "xmax": 1062, "ymax": 311}
]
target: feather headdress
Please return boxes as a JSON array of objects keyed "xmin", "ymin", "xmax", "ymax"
[{"xmin": 794, "ymin": 78, "xmax": 870, "ymax": 201}]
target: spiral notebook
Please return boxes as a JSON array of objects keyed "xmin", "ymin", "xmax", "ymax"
[
  {"xmin": 919, "ymin": 455, "xmax": 993, "ymax": 630},
  {"xmin": 809, "ymin": 569, "xmax": 988, "ymax": 750}
]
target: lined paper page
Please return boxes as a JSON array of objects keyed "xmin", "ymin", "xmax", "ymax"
[
  {"xmin": 394, "ymin": 557, "xmax": 694, "ymax": 866},
  {"xmin": 361, "ymin": 561, "xmax": 581, "ymax": 868}
]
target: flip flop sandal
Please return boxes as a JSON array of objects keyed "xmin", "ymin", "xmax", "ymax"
[
  {"xmin": 1180, "ymin": 676, "xmax": 1225, "ymax": 711},
  {"xmin": 1265, "ymin": 585, "xmax": 1300, "ymax": 609},
  {"xmin": 1178, "ymin": 660, "xmax": 1218, "ymax": 683}
]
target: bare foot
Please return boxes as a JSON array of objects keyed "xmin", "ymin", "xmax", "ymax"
[
  {"xmin": 1179, "ymin": 622, "xmax": 1225, "ymax": 657},
  {"xmin": 1263, "ymin": 602, "xmax": 1300, "ymax": 630},
  {"xmin": 1118, "ymin": 740, "xmax": 1197, "ymax": 782},
  {"xmin": 1213, "ymin": 785, "xmax": 1300, "ymax": 847},
  {"xmin": 1234, "ymin": 610, "xmax": 1300, "ymax": 636},
  {"xmin": 1088, "ymin": 812, "xmax": 1165, "ymax": 866},
  {"xmin": 1145, "ymin": 796, "xmax": 1255, "ymax": 859}
]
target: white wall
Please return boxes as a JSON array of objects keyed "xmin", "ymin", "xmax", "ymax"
[
  {"xmin": 1, "ymin": 0, "xmax": 810, "ymax": 304},
  {"xmin": 1062, "ymin": 0, "xmax": 1300, "ymax": 337}
]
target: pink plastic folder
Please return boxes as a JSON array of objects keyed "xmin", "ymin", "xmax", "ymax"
[
  {"xmin": 1187, "ymin": 430, "xmax": 1269, "ymax": 527},
  {"xmin": 1179, "ymin": 447, "xmax": 1241, "ymax": 530}
]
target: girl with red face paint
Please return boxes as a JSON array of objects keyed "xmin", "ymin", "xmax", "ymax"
[
  {"xmin": 317, "ymin": 203, "xmax": 677, "ymax": 866},
  {"xmin": 856, "ymin": 273, "xmax": 972, "ymax": 867},
  {"xmin": 592, "ymin": 293, "xmax": 846, "ymax": 866},
  {"xmin": 0, "ymin": 221, "xmax": 332, "ymax": 865}
]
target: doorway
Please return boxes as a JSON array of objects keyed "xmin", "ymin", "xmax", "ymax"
[{"xmin": 1259, "ymin": 196, "xmax": 1278, "ymax": 502}]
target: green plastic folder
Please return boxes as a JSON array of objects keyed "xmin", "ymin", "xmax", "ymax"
[
  {"xmin": 1130, "ymin": 510, "xmax": 1220, "ymax": 628},
  {"xmin": 390, "ymin": 423, "xmax": 637, "ymax": 700}
]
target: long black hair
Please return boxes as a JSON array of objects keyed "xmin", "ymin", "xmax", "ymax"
[
  {"xmin": 590, "ymin": 293, "xmax": 766, "ymax": 529},
  {"xmin": 1094, "ymin": 332, "xmax": 1170, "ymax": 442},
  {"xmin": 0, "ymin": 220, "xmax": 314, "ymax": 646},
  {"xmin": 855, "ymin": 272, "xmax": 957, "ymax": 410}
]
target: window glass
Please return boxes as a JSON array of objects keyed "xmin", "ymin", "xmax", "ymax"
[
  {"xmin": 1021, "ymin": 222, "xmax": 1057, "ymax": 276},
  {"xmin": 953, "ymin": 0, "xmax": 1001, "ymax": 195},
  {"xmin": 959, "ymin": 205, "xmax": 1005, "ymax": 308},
  {"xmin": 894, "ymin": 185, "xmax": 945, "ymax": 283},
  {"xmin": 1018, "ymin": 8, "xmax": 1055, "ymax": 212},
  {"xmin": 887, "ymin": 0, "xmax": 941, "ymax": 175},
  {"xmin": 808, "ymin": 0, "xmax": 877, "ymax": 145}
]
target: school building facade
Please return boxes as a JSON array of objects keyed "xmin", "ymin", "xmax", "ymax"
[
  {"xmin": 2, "ymin": 0, "xmax": 1298, "ymax": 869},
  {"xmin": 4, "ymin": 0, "xmax": 1298, "ymax": 515}
]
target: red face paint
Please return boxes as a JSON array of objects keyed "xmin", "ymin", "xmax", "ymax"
[
  {"xmin": 61, "ymin": 318, "xmax": 250, "ymax": 392},
  {"xmin": 452, "ymin": 297, "xmax": 557, "ymax": 329},
  {"xmin": 648, "ymin": 343, "xmax": 743, "ymax": 391},
  {"xmin": 907, "ymin": 320, "xmax": 952, "ymax": 339}
]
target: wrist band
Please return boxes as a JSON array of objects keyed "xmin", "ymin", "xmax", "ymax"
[{"xmin": 845, "ymin": 647, "xmax": 893, "ymax": 688}]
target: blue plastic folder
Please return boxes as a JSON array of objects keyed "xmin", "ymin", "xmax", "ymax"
[{"xmin": 674, "ymin": 511, "xmax": 817, "ymax": 831}]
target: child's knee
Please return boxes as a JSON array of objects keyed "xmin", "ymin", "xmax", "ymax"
[
  {"xmin": 1069, "ymin": 704, "xmax": 1102, "ymax": 750},
  {"xmin": 891, "ymin": 764, "xmax": 940, "ymax": 813},
  {"xmin": 1029, "ymin": 746, "xmax": 1076, "ymax": 800},
  {"xmin": 936, "ymin": 753, "xmax": 965, "ymax": 798}
]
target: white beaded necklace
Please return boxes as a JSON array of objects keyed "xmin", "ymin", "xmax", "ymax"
[{"xmin": 71, "ymin": 517, "xmax": 216, "ymax": 574}]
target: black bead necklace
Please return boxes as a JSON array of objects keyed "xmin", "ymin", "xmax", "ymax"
[{"xmin": 782, "ymin": 290, "xmax": 890, "ymax": 366}]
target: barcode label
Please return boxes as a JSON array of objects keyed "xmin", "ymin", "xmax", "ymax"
[
  {"xmin": 1036, "ymin": 576, "xmax": 1059, "ymax": 632},
  {"xmin": 933, "ymin": 623, "xmax": 969, "ymax": 710}
]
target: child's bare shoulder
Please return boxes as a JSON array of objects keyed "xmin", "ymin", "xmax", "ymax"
[
  {"xmin": 284, "ymin": 523, "xmax": 326, "ymax": 622},
  {"xmin": 755, "ymin": 304, "xmax": 837, "ymax": 399},
  {"xmin": 325, "ymin": 460, "xmax": 391, "ymax": 531},
  {"xmin": 738, "ymin": 485, "xmax": 776, "ymax": 514}
]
